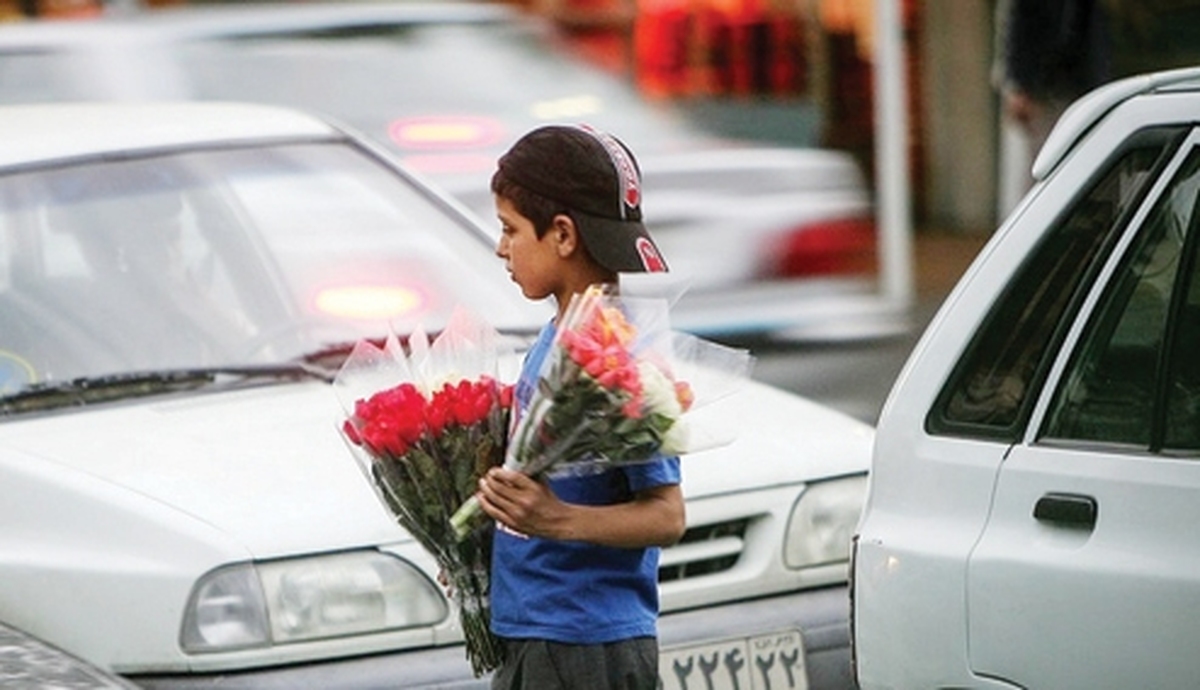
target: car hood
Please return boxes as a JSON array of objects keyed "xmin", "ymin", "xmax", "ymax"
[
  {"xmin": 0, "ymin": 382, "xmax": 403, "ymax": 559},
  {"xmin": 676, "ymin": 377, "xmax": 874, "ymax": 497},
  {"xmin": 0, "ymin": 377, "xmax": 871, "ymax": 559}
]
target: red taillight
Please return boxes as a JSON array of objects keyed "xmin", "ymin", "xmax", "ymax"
[
  {"xmin": 313, "ymin": 285, "xmax": 427, "ymax": 321},
  {"xmin": 388, "ymin": 116, "xmax": 506, "ymax": 174},
  {"xmin": 769, "ymin": 217, "xmax": 877, "ymax": 277},
  {"xmin": 387, "ymin": 115, "xmax": 504, "ymax": 151}
]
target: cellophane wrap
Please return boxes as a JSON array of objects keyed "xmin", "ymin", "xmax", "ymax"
[
  {"xmin": 336, "ymin": 307, "xmax": 513, "ymax": 676},
  {"xmin": 449, "ymin": 284, "xmax": 754, "ymax": 536}
]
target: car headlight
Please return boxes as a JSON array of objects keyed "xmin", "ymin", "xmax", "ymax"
[
  {"xmin": 784, "ymin": 474, "xmax": 868, "ymax": 568},
  {"xmin": 181, "ymin": 550, "xmax": 448, "ymax": 653}
]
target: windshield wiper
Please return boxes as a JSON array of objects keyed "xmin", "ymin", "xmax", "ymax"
[{"xmin": 0, "ymin": 362, "xmax": 335, "ymax": 415}]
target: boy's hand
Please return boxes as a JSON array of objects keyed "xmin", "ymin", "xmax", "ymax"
[
  {"xmin": 475, "ymin": 466, "xmax": 686, "ymax": 548},
  {"xmin": 476, "ymin": 467, "xmax": 567, "ymax": 539}
]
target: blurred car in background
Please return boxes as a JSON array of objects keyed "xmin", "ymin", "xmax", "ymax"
[
  {"xmin": 0, "ymin": 101, "xmax": 872, "ymax": 689},
  {"xmin": 0, "ymin": 0, "xmax": 903, "ymax": 342}
]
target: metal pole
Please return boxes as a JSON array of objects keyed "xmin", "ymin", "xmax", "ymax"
[{"xmin": 872, "ymin": 0, "xmax": 914, "ymax": 307}]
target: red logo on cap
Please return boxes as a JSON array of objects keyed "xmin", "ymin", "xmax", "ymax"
[
  {"xmin": 579, "ymin": 124, "xmax": 640, "ymax": 218},
  {"xmin": 636, "ymin": 237, "xmax": 667, "ymax": 272},
  {"xmin": 609, "ymin": 145, "xmax": 640, "ymax": 211}
]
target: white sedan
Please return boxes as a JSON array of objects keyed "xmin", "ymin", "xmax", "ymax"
[{"xmin": 0, "ymin": 102, "xmax": 872, "ymax": 689}]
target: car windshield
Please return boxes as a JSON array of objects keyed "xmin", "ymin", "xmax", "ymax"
[{"xmin": 0, "ymin": 141, "xmax": 543, "ymax": 397}]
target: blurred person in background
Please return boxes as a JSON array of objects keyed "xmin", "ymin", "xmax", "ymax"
[{"xmin": 994, "ymin": 0, "xmax": 1111, "ymax": 210}]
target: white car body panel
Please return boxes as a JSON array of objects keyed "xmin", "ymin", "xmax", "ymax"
[
  {"xmin": 2, "ymin": 377, "xmax": 867, "ymax": 559},
  {"xmin": 854, "ymin": 67, "xmax": 1200, "ymax": 689},
  {"xmin": 0, "ymin": 375, "xmax": 868, "ymax": 675},
  {"xmin": 0, "ymin": 102, "xmax": 335, "ymax": 167},
  {"xmin": 1, "ymin": 384, "xmax": 399, "ymax": 556}
]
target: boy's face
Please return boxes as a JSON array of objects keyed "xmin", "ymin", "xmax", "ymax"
[{"xmin": 494, "ymin": 195, "xmax": 563, "ymax": 302}]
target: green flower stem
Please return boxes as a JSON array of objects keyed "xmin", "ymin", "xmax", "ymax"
[{"xmin": 450, "ymin": 495, "xmax": 481, "ymax": 541}]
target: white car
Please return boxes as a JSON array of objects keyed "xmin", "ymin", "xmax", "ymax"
[
  {"xmin": 0, "ymin": 101, "xmax": 872, "ymax": 689},
  {"xmin": 0, "ymin": 620, "xmax": 139, "ymax": 689},
  {"xmin": 852, "ymin": 66, "xmax": 1200, "ymax": 689},
  {"xmin": 0, "ymin": 1, "xmax": 900, "ymax": 343}
]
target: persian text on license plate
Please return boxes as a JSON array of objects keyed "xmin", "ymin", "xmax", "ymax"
[{"xmin": 659, "ymin": 629, "xmax": 807, "ymax": 690}]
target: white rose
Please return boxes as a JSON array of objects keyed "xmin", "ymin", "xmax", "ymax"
[
  {"xmin": 660, "ymin": 418, "xmax": 691, "ymax": 455},
  {"xmin": 637, "ymin": 361, "xmax": 683, "ymax": 418}
]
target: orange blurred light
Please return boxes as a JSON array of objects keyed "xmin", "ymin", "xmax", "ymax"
[
  {"xmin": 314, "ymin": 285, "xmax": 425, "ymax": 320},
  {"xmin": 387, "ymin": 116, "xmax": 504, "ymax": 151}
]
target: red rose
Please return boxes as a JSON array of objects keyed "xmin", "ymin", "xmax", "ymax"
[{"xmin": 343, "ymin": 419, "xmax": 363, "ymax": 445}]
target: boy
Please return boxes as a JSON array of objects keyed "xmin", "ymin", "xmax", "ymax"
[{"xmin": 475, "ymin": 124, "xmax": 685, "ymax": 689}]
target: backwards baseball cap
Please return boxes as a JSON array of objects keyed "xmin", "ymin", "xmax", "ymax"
[{"xmin": 496, "ymin": 124, "xmax": 668, "ymax": 273}]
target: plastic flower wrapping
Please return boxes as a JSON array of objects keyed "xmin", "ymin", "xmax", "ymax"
[
  {"xmin": 336, "ymin": 308, "xmax": 515, "ymax": 676},
  {"xmin": 450, "ymin": 284, "xmax": 754, "ymax": 538}
]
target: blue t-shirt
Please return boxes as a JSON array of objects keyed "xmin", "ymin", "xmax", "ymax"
[{"xmin": 490, "ymin": 321, "xmax": 682, "ymax": 643}]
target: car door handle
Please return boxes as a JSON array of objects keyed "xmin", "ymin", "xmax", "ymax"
[{"xmin": 1033, "ymin": 492, "xmax": 1098, "ymax": 528}]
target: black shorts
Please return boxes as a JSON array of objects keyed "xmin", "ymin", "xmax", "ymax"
[{"xmin": 491, "ymin": 637, "xmax": 658, "ymax": 690}]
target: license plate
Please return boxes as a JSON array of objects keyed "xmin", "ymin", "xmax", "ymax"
[{"xmin": 659, "ymin": 629, "xmax": 808, "ymax": 690}]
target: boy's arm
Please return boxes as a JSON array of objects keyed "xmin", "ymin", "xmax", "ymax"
[{"xmin": 476, "ymin": 467, "xmax": 685, "ymax": 548}]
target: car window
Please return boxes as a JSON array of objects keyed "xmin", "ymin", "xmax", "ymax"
[
  {"xmin": 928, "ymin": 126, "xmax": 1185, "ymax": 440},
  {"xmin": 1043, "ymin": 145, "xmax": 1200, "ymax": 453},
  {"xmin": 0, "ymin": 141, "xmax": 538, "ymax": 390}
]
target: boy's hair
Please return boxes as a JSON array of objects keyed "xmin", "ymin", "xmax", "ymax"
[
  {"xmin": 490, "ymin": 167, "xmax": 565, "ymax": 239},
  {"xmin": 491, "ymin": 124, "xmax": 668, "ymax": 273}
]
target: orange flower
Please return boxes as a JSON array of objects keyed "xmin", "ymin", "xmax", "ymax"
[{"xmin": 675, "ymin": 380, "xmax": 695, "ymax": 412}]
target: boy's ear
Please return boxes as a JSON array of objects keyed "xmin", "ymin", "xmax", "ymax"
[{"xmin": 550, "ymin": 213, "xmax": 580, "ymax": 258}]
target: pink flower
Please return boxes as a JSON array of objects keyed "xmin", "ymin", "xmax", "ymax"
[
  {"xmin": 621, "ymin": 398, "xmax": 643, "ymax": 420},
  {"xmin": 502, "ymin": 286, "xmax": 695, "ymax": 478}
]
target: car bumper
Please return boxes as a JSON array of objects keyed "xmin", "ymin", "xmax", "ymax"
[{"xmin": 126, "ymin": 585, "xmax": 852, "ymax": 690}]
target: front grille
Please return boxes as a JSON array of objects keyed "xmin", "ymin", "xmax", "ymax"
[{"xmin": 658, "ymin": 518, "xmax": 750, "ymax": 582}]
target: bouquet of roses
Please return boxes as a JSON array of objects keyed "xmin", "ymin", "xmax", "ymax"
[
  {"xmin": 450, "ymin": 284, "xmax": 753, "ymax": 539},
  {"xmin": 336, "ymin": 309, "xmax": 514, "ymax": 676}
]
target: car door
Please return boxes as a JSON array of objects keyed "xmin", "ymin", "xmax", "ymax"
[{"xmin": 965, "ymin": 133, "xmax": 1200, "ymax": 689}]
